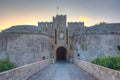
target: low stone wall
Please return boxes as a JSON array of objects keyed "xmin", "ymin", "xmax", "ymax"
[
  {"xmin": 0, "ymin": 59, "xmax": 51, "ymax": 80},
  {"xmin": 74, "ymin": 59, "xmax": 120, "ymax": 80}
]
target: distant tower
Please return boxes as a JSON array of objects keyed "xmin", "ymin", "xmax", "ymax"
[
  {"xmin": 53, "ymin": 15, "xmax": 67, "ymax": 44},
  {"xmin": 53, "ymin": 15, "xmax": 69, "ymax": 62},
  {"xmin": 68, "ymin": 22, "xmax": 84, "ymax": 37}
]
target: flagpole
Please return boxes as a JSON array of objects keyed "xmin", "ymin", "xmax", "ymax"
[{"xmin": 57, "ymin": 6, "xmax": 59, "ymax": 15}]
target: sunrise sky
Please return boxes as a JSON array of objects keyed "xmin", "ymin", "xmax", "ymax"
[{"xmin": 0, "ymin": 0, "xmax": 120, "ymax": 31}]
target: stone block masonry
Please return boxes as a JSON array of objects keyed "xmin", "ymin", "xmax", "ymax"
[
  {"xmin": 0, "ymin": 59, "xmax": 51, "ymax": 80},
  {"xmin": 0, "ymin": 33, "xmax": 52, "ymax": 66},
  {"xmin": 73, "ymin": 34, "xmax": 120, "ymax": 62},
  {"xmin": 74, "ymin": 59, "xmax": 120, "ymax": 80}
]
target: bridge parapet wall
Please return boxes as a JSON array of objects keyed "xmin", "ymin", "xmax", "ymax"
[
  {"xmin": 0, "ymin": 59, "xmax": 51, "ymax": 80},
  {"xmin": 74, "ymin": 59, "xmax": 120, "ymax": 80}
]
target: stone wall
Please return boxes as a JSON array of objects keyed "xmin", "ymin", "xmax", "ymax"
[
  {"xmin": 68, "ymin": 22, "xmax": 84, "ymax": 37},
  {"xmin": 38, "ymin": 22, "xmax": 54, "ymax": 35},
  {"xmin": 0, "ymin": 59, "xmax": 51, "ymax": 80},
  {"xmin": 73, "ymin": 34, "xmax": 120, "ymax": 62},
  {"xmin": 0, "ymin": 33, "xmax": 52, "ymax": 66},
  {"xmin": 74, "ymin": 60, "xmax": 120, "ymax": 80}
]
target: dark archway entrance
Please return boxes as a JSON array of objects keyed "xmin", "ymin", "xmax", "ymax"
[{"xmin": 56, "ymin": 47, "xmax": 66, "ymax": 61}]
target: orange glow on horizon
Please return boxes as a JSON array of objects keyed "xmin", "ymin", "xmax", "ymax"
[
  {"xmin": 0, "ymin": 15, "xmax": 110, "ymax": 31},
  {"xmin": 0, "ymin": 16, "xmax": 46, "ymax": 31},
  {"xmin": 79, "ymin": 16, "xmax": 88, "ymax": 22}
]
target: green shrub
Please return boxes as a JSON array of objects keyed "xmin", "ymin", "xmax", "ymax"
[
  {"xmin": 92, "ymin": 56, "xmax": 120, "ymax": 70},
  {"xmin": 0, "ymin": 58, "xmax": 16, "ymax": 72}
]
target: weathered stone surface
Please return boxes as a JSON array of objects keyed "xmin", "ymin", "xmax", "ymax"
[
  {"xmin": 0, "ymin": 51, "xmax": 6, "ymax": 60},
  {"xmin": 74, "ymin": 60, "xmax": 120, "ymax": 80},
  {"xmin": 0, "ymin": 59, "xmax": 51, "ymax": 80},
  {"xmin": 0, "ymin": 34, "xmax": 52, "ymax": 66},
  {"xmin": 68, "ymin": 22, "xmax": 84, "ymax": 37},
  {"xmin": 73, "ymin": 34, "xmax": 120, "ymax": 62}
]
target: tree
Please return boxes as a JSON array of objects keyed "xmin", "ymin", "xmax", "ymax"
[{"xmin": 94, "ymin": 22, "xmax": 107, "ymax": 26}]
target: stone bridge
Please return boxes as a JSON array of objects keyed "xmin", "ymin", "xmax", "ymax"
[
  {"xmin": 28, "ymin": 62, "xmax": 96, "ymax": 80},
  {"xmin": 0, "ymin": 59, "xmax": 120, "ymax": 80}
]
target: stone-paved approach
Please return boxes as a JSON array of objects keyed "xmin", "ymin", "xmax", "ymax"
[{"xmin": 28, "ymin": 62, "xmax": 97, "ymax": 80}]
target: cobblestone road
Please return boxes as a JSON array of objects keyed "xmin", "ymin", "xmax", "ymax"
[{"xmin": 28, "ymin": 62, "xmax": 97, "ymax": 80}]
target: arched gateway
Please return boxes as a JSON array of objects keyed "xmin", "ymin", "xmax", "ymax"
[{"xmin": 56, "ymin": 47, "xmax": 67, "ymax": 61}]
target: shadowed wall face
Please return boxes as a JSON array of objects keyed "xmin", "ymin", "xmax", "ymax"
[{"xmin": 56, "ymin": 47, "xmax": 66, "ymax": 61}]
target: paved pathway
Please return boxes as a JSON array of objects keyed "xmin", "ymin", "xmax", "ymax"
[{"xmin": 28, "ymin": 62, "xmax": 97, "ymax": 80}]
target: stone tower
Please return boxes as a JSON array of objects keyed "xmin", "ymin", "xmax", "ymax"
[
  {"xmin": 38, "ymin": 14, "xmax": 84, "ymax": 62},
  {"xmin": 53, "ymin": 15, "xmax": 69, "ymax": 61}
]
